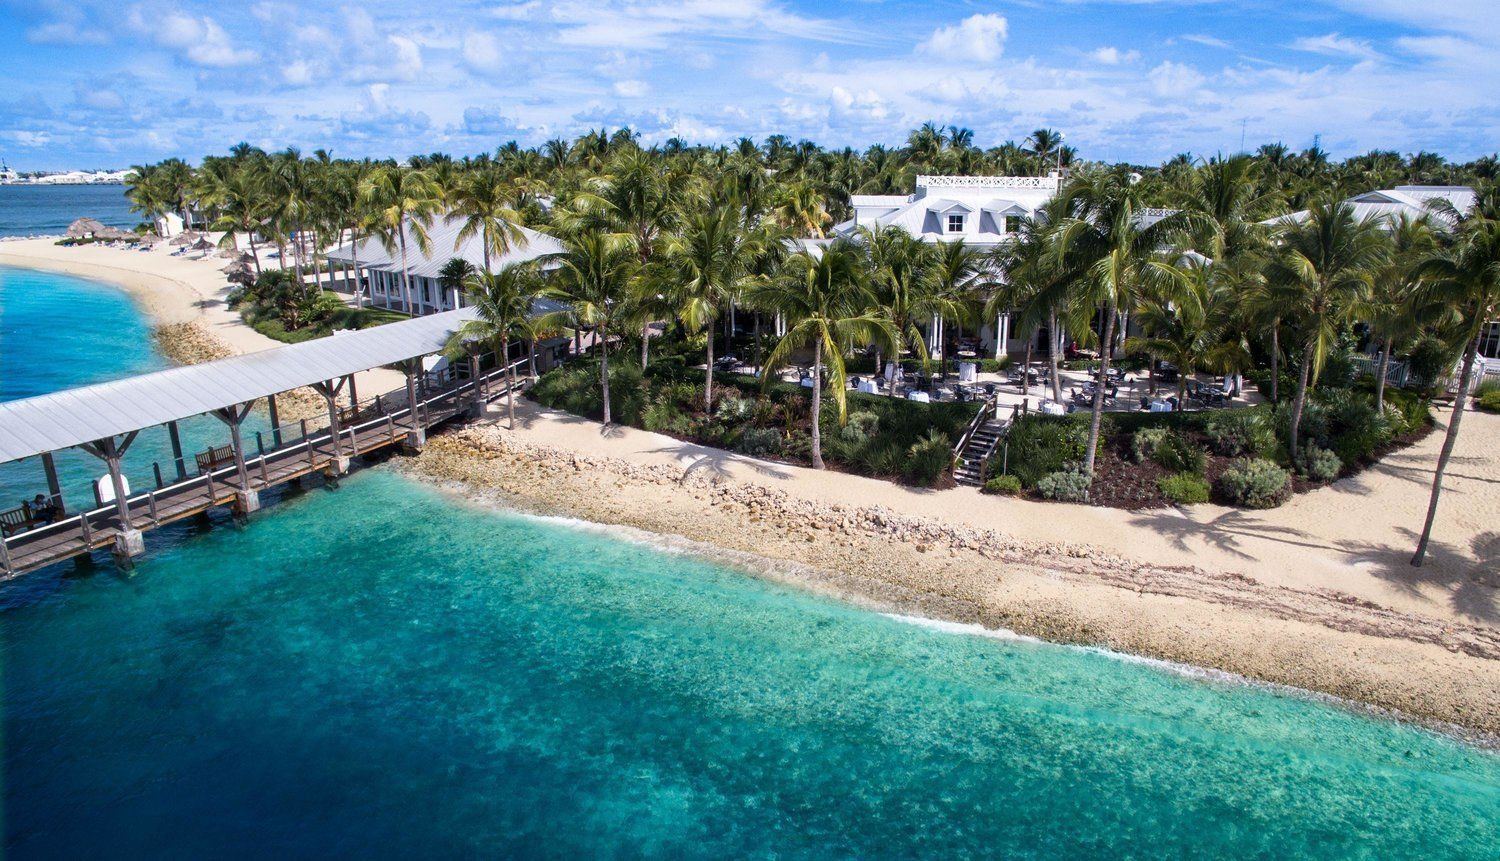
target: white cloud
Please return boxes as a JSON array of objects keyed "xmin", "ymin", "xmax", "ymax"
[
  {"xmin": 282, "ymin": 61, "xmax": 313, "ymax": 86},
  {"xmin": 27, "ymin": 21, "xmax": 110, "ymax": 45},
  {"xmin": 388, "ymin": 36, "xmax": 424, "ymax": 80},
  {"xmin": 1148, "ymin": 60, "xmax": 1206, "ymax": 97},
  {"xmin": 463, "ymin": 32, "xmax": 504, "ymax": 72},
  {"xmin": 613, "ymin": 79, "xmax": 650, "ymax": 97},
  {"xmin": 1290, "ymin": 32, "xmax": 1380, "ymax": 61},
  {"xmin": 1180, "ymin": 33, "xmax": 1230, "ymax": 50},
  {"xmin": 918, "ymin": 14, "xmax": 1008, "ymax": 63},
  {"xmin": 1090, "ymin": 46, "xmax": 1140, "ymax": 65},
  {"xmin": 147, "ymin": 10, "xmax": 259, "ymax": 67},
  {"xmin": 489, "ymin": 1, "xmax": 540, "ymax": 20}
]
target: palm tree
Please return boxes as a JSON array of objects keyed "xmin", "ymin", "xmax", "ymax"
[
  {"xmin": 664, "ymin": 206, "xmax": 763, "ymax": 409},
  {"xmin": 1052, "ymin": 173, "xmax": 1199, "ymax": 477},
  {"xmin": 1263, "ymin": 202, "xmax": 1389, "ymax": 461},
  {"xmin": 539, "ymin": 232, "xmax": 638, "ymax": 425},
  {"xmin": 1410, "ymin": 206, "xmax": 1500, "ymax": 566},
  {"xmin": 1360, "ymin": 214, "xmax": 1439, "ymax": 413},
  {"xmin": 450, "ymin": 164, "xmax": 526, "ymax": 273},
  {"xmin": 752, "ymin": 242, "xmax": 896, "ymax": 469},
  {"xmin": 446, "ymin": 264, "xmax": 540, "ymax": 429},
  {"xmin": 1128, "ymin": 259, "xmax": 1248, "ymax": 409},
  {"xmin": 926, "ymin": 238, "xmax": 989, "ymax": 378},
  {"xmin": 861, "ymin": 225, "xmax": 944, "ymax": 396},
  {"xmin": 360, "ymin": 164, "xmax": 442, "ymax": 314}
]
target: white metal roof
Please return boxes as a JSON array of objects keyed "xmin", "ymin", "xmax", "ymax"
[
  {"xmin": 0, "ymin": 308, "xmax": 481, "ymax": 464},
  {"xmin": 326, "ymin": 211, "xmax": 563, "ymax": 278}
]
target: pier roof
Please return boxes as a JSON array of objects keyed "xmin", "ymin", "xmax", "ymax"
[{"xmin": 0, "ymin": 307, "xmax": 482, "ymax": 463}]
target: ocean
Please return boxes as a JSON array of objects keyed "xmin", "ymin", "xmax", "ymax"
[
  {"xmin": 0, "ymin": 184, "xmax": 137, "ymax": 238},
  {"xmin": 1, "ymin": 267, "xmax": 1497, "ymax": 858}
]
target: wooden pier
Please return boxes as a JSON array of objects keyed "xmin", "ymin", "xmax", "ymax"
[{"xmin": 0, "ymin": 305, "xmax": 534, "ymax": 578}]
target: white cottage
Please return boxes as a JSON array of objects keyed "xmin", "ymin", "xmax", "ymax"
[{"xmin": 834, "ymin": 174, "xmax": 1063, "ymax": 247}]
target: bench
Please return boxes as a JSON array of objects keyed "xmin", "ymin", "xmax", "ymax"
[
  {"xmin": 1, "ymin": 503, "xmax": 36, "ymax": 538},
  {"xmin": 195, "ymin": 445, "xmax": 237, "ymax": 474}
]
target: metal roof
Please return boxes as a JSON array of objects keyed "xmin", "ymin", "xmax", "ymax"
[
  {"xmin": 0, "ymin": 308, "xmax": 481, "ymax": 464},
  {"xmin": 326, "ymin": 212, "xmax": 564, "ymax": 279}
]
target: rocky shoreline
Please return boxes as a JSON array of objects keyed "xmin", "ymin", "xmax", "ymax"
[{"xmin": 400, "ymin": 423, "xmax": 1500, "ymax": 737}]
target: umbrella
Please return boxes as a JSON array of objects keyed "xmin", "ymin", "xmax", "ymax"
[
  {"xmin": 169, "ymin": 230, "xmax": 201, "ymax": 246},
  {"xmin": 221, "ymin": 259, "xmax": 251, "ymax": 274},
  {"xmin": 189, "ymin": 237, "xmax": 215, "ymax": 252},
  {"xmin": 66, "ymin": 217, "xmax": 107, "ymax": 238},
  {"xmin": 133, "ymin": 233, "xmax": 160, "ymax": 246},
  {"xmin": 97, "ymin": 226, "xmax": 133, "ymax": 241}
]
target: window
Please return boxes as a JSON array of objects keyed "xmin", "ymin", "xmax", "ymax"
[
  {"xmin": 1480, "ymin": 321, "xmax": 1500, "ymax": 359},
  {"xmin": 947, "ymin": 213, "xmax": 965, "ymax": 233},
  {"xmin": 1003, "ymin": 215, "xmax": 1021, "ymax": 234}
]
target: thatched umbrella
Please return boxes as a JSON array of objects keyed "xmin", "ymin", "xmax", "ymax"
[
  {"xmin": 189, "ymin": 238, "xmax": 215, "ymax": 256},
  {"xmin": 224, "ymin": 262, "xmax": 256, "ymax": 286},
  {"xmin": 133, "ymin": 233, "xmax": 160, "ymax": 247},
  {"xmin": 97, "ymin": 226, "xmax": 132, "ymax": 241},
  {"xmin": 66, "ymin": 217, "xmax": 107, "ymax": 238},
  {"xmin": 169, "ymin": 230, "xmax": 201, "ymax": 246}
]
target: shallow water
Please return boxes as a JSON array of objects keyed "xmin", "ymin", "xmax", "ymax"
[
  {"xmin": 1, "ymin": 265, "xmax": 1497, "ymax": 858},
  {"xmin": 3, "ymin": 471, "xmax": 1497, "ymax": 858},
  {"xmin": 0, "ymin": 266, "xmax": 268, "ymax": 508}
]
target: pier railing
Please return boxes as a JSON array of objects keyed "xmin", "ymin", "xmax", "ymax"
[{"xmin": 0, "ymin": 358, "xmax": 530, "ymax": 577}]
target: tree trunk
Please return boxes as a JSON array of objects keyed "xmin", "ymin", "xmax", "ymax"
[
  {"xmin": 1411, "ymin": 330, "xmax": 1482, "ymax": 566},
  {"xmin": 1269, "ymin": 323, "xmax": 1281, "ymax": 403},
  {"xmin": 503, "ymin": 334, "xmax": 515, "ymax": 430},
  {"xmin": 598, "ymin": 331, "xmax": 612, "ymax": 425},
  {"xmin": 810, "ymin": 338, "xmax": 825, "ymax": 469},
  {"xmin": 1048, "ymin": 308, "xmax": 1063, "ymax": 402},
  {"xmin": 640, "ymin": 322, "xmax": 650, "ymax": 369},
  {"xmin": 398, "ymin": 227, "xmax": 414, "ymax": 314},
  {"xmin": 1022, "ymin": 337, "xmax": 1034, "ymax": 399},
  {"xmin": 1288, "ymin": 338, "xmax": 1316, "ymax": 463},
  {"xmin": 248, "ymin": 232, "xmax": 262, "ymax": 277},
  {"xmin": 1082, "ymin": 301, "xmax": 1117, "ymax": 479},
  {"xmin": 350, "ymin": 231, "xmax": 363, "ymax": 309},
  {"xmin": 704, "ymin": 322, "xmax": 715, "ymax": 411},
  {"xmin": 528, "ymin": 338, "xmax": 537, "ymax": 379},
  {"xmin": 1375, "ymin": 336, "xmax": 1393, "ymax": 414}
]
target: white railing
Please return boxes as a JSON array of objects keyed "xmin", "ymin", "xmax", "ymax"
[{"xmin": 916, "ymin": 175, "xmax": 1060, "ymax": 191}]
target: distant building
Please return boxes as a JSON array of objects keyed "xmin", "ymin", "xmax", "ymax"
[
  {"xmin": 326, "ymin": 212, "xmax": 563, "ymax": 317},
  {"xmin": 1265, "ymin": 185, "xmax": 1477, "ymax": 229},
  {"xmin": 833, "ymin": 174, "xmax": 1063, "ymax": 247}
]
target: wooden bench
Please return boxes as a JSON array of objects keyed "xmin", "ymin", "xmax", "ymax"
[
  {"xmin": 195, "ymin": 445, "xmax": 237, "ymax": 475},
  {"xmin": 1, "ymin": 503, "xmax": 36, "ymax": 538}
]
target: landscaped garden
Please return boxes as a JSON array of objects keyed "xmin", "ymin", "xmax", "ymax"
[
  {"xmin": 529, "ymin": 354, "xmax": 980, "ymax": 488},
  {"xmin": 981, "ymin": 380, "xmax": 1433, "ymax": 508}
]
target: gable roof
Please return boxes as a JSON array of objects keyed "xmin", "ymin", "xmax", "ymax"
[{"xmin": 327, "ymin": 212, "xmax": 564, "ymax": 278}]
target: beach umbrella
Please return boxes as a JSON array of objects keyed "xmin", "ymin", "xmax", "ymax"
[
  {"xmin": 133, "ymin": 233, "xmax": 160, "ymax": 246},
  {"xmin": 169, "ymin": 230, "xmax": 201, "ymax": 246},
  {"xmin": 66, "ymin": 217, "xmax": 107, "ymax": 238},
  {"xmin": 97, "ymin": 226, "xmax": 132, "ymax": 241},
  {"xmin": 189, "ymin": 237, "xmax": 215, "ymax": 252},
  {"xmin": 221, "ymin": 259, "xmax": 251, "ymax": 274}
]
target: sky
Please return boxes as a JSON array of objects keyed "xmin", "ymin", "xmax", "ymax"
[{"xmin": 1, "ymin": 0, "xmax": 1496, "ymax": 170}]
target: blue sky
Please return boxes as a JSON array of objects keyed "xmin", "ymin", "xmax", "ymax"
[{"xmin": 1, "ymin": 0, "xmax": 1496, "ymax": 169}]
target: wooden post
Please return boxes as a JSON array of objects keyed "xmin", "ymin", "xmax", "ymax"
[
  {"xmin": 168, "ymin": 420, "xmax": 187, "ymax": 480},
  {"xmin": 375, "ymin": 394, "xmax": 384, "ymax": 416},
  {"xmin": 268, "ymin": 394, "xmax": 283, "ymax": 446},
  {"xmin": 147, "ymin": 490, "xmax": 159, "ymax": 524},
  {"xmin": 79, "ymin": 512, "xmax": 92, "ymax": 545},
  {"xmin": 256, "ymin": 431, "xmax": 265, "ymax": 455},
  {"xmin": 153, "ymin": 462, "xmax": 165, "ymax": 488},
  {"xmin": 347, "ymin": 374, "xmax": 359, "ymax": 415},
  {"xmin": 213, "ymin": 403, "xmax": 255, "ymax": 491},
  {"xmin": 405, "ymin": 366, "xmax": 421, "ymax": 431},
  {"xmin": 469, "ymin": 354, "xmax": 483, "ymax": 414},
  {"xmin": 41, "ymin": 451, "xmax": 64, "ymax": 513}
]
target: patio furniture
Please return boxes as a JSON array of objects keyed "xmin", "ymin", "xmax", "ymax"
[{"xmin": 906, "ymin": 391, "xmax": 930, "ymax": 403}]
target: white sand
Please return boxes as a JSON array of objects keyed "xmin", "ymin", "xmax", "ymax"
[{"xmin": 0, "ymin": 237, "xmax": 404, "ymax": 394}]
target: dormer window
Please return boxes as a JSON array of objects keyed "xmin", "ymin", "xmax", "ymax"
[
  {"xmin": 1003, "ymin": 215, "xmax": 1021, "ymax": 234},
  {"xmin": 947, "ymin": 214, "xmax": 965, "ymax": 233}
]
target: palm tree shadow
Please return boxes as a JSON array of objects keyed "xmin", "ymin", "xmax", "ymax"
[
  {"xmin": 1336, "ymin": 528, "xmax": 1500, "ymax": 623},
  {"xmin": 1127, "ymin": 507, "xmax": 1330, "ymax": 561},
  {"xmin": 645, "ymin": 446, "xmax": 793, "ymax": 481}
]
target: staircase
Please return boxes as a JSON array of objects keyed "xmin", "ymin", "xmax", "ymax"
[{"xmin": 954, "ymin": 417, "xmax": 1009, "ymax": 487}]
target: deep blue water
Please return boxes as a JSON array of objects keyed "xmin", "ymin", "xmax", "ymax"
[
  {"xmin": 0, "ymin": 266, "xmax": 1497, "ymax": 858},
  {"xmin": 0, "ymin": 184, "xmax": 137, "ymax": 237}
]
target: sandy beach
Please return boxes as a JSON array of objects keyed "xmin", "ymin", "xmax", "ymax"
[
  {"xmin": 402, "ymin": 397, "xmax": 1500, "ymax": 735},
  {"xmin": 0, "ymin": 237, "xmax": 404, "ymax": 408},
  {"xmin": 4, "ymin": 236, "xmax": 1496, "ymax": 734}
]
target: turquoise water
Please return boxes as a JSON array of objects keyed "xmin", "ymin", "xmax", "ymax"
[
  {"xmin": 0, "ymin": 184, "xmax": 136, "ymax": 237},
  {"xmin": 3, "ymin": 471, "xmax": 1498, "ymax": 858},
  {"xmin": 0, "ymin": 266, "xmax": 267, "ymax": 509},
  {"xmin": 2, "ymin": 265, "xmax": 1498, "ymax": 857}
]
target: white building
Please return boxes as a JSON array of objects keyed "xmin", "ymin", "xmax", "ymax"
[
  {"xmin": 1266, "ymin": 185, "xmax": 1477, "ymax": 229},
  {"xmin": 326, "ymin": 212, "xmax": 564, "ymax": 317},
  {"xmin": 835, "ymin": 174, "xmax": 1063, "ymax": 247}
]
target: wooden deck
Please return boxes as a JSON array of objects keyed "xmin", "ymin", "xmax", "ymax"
[{"xmin": 0, "ymin": 366, "xmax": 519, "ymax": 578}]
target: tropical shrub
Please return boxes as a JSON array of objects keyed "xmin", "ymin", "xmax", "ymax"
[
  {"xmin": 839, "ymin": 411, "xmax": 880, "ymax": 443},
  {"xmin": 982, "ymin": 475, "xmax": 1023, "ymax": 496},
  {"xmin": 1204, "ymin": 410, "xmax": 1276, "ymax": 458},
  {"xmin": 1402, "ymin": 334, "xmax": 1454, "ymax": 391},
  {"xmin": 904, "ymin": 431, "xmax": 953, "ymax": 487},
  {"xmin": 1037, "ymin": 468, "xmax": 1091, "ymax": 502},
  {"xmin": 1477, "ymin": 390, "xmax": 1500, "ymax": 413},
  {"xmin": 1217, "ymin": 458, "xmax": 1290, "ymax": 509},
  {"xmin": 1158, "ymin": 472, "xmax": 1210, "ymax": 505},
  {"xmin": 1001, "ymin": 416, "xmax": 1090, "ymax": 488},
  {"xmin": 1154, "ymin": 433, "xmax": 1207, "ymax": 474},
  {"xmin": 1131, "ymin": 427, "xmax": 1170, "ymax": 463},
  {"xmin": 1298, "ymin": 445, "xmax": 1342, "ymax": 482},
  {"xmin": 736, "ymin": 427, "xmax": 783, "ymax": 457}
]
